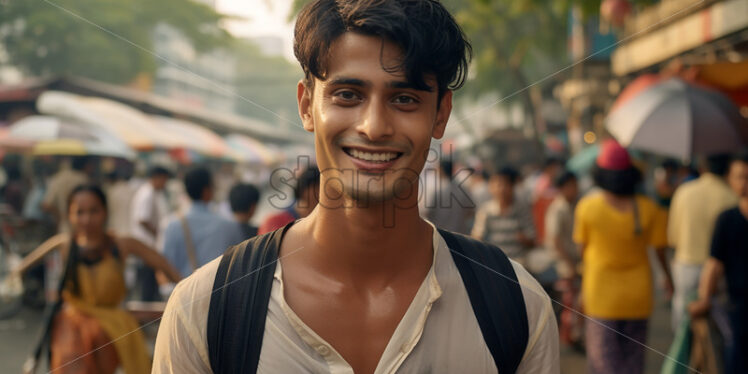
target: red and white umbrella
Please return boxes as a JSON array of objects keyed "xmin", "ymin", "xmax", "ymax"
[{"xmin": 606, "ymin": 78, "xmax": 747, "ymax": 160}]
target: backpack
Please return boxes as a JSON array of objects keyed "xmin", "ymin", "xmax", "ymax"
[{"xmin": 207, "ymin": 222, "xmax": 529, "ymax": 374}]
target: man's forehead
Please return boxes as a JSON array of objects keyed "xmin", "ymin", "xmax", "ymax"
[{"xmin": 317, "ymin": 32, "xmax": 436, "ymax": 91}]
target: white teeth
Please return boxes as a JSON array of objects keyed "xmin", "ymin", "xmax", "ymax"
[{"xmin": 349, "ymin": 149, "xmax": 398, "ymax": 162}]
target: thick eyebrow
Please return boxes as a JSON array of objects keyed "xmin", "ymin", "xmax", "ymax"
[
  {"xmin": 328, "ymin": 77, "xmax": 369, "ymax": 87},
  {"xmin": 328, "ymin": 77, "xmax": 434, "ymax": 92},
  {"xmin": 389, "ymin": 80, "xmax": 433, "ymax": 92}
]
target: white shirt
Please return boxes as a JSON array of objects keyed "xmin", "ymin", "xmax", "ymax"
[
  {"xmin": 153, "ymin": 222, "xmax": 559, "ymax": 373},
  {"xmin": 130, "ymin": 182, "xmax": 168, "ymax": 248},
  {"xmin": 106, "ymin": 180, "xmax": 136, "ymax": 236}
]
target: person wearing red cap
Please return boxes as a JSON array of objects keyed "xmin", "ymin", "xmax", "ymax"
[{"xmin": 573, "ymin": 140, "xmax": 673, "ymax": 374}]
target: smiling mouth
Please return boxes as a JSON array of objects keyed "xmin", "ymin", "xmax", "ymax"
[{"xmin": 343, "ymin": 147, "xmax": 403, "ymax": 163}]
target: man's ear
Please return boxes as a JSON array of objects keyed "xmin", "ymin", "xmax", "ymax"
[
  {"xmin": 297, "ymin": 80, "xmax": 314, "ymax": 133},
  {"xmin": 432, "ymin": 90, "xmax": 453, "ymax": 140}
]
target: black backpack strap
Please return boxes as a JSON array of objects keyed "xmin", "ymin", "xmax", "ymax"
[
  {"xmin": 438, "ymin": 228, "xmax": 529, "ymax": 374},
  {"xmin": 207, "ymin": 223, "xmax": 290, "ymax": 374}
]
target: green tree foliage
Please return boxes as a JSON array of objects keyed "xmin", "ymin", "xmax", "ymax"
[
  {"xmin": 232, "ymin": 39, "xmax": 302, "ymax": 126},
  {"xmin": 0, "ymin": 0, "xmax": 231, "ymax": 84}
]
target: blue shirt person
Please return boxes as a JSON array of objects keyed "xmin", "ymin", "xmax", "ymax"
[{"xmin": 160, "ymin": 168, "xmax": 245, "ymax": 278}]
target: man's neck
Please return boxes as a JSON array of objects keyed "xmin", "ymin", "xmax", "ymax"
[
  {"xmin": 298, "ymin": 192, "xmax": 432, "ymax": 283},
  {"xmin": 498, "ymin": 197, "xmax": 514, "ymax": 210},
  {"xmin": 233, "ymin": 213, "xmax": 250, "ymax": 224}
]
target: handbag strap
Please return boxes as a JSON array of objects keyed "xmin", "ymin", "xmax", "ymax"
[
  {"xmin": 179, "ymin": 217, "xmax": 198, "ymax": 272},
  {"xmin": 632, "ymin": 196, "xmax": 643, "ymax": 236}
]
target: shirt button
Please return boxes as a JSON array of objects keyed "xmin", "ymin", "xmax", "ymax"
[
  {"xmin": 400, "ymin": 343, "xmax": 409, "ymax": 353},
  {"xmin": 317, "ymin": 345, "xmax": 330, "ymax": 356}
]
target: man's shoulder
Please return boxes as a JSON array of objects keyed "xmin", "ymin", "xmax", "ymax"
[
  {"xmin": 575, "ymin": 192, "xmax": 601, "ymax": 213},
  {"xmin": 677, "ymin": 178, "xmax": 701, "ymax": 195},
  {"xmin": 509, "ymin": 258, "xmax": 553, "ymax": 314},
  {"xmin": 163, "ymin": 217, "xmax": 182, "ymax": 234},
  {"xmin": 546, "ymin": 196, "xmax": 568, "ymax": 214},
  {"xmin": 716, "ymin": 206, "xmax": 741, "ymax": 224},
  {"xmin": 167, "ymin": 256, "xmax": 222, "ymax": 324},
  {"xmin": 439, "ymin": 230, "xmax": 549, "ymax": 309},
  {"xmin": 132, "ymin": 183, "xmax": 154, "ymax": 201}
]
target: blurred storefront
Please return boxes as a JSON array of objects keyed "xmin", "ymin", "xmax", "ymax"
[{"xmin": 557, "ymin": 0, "xmax": 748, "ymax": 155}]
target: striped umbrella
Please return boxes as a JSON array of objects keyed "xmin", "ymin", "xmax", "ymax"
[
  {"xmin": 9, "ymin": 115, "xmax": 136, "ymax": 159},
  {"xmin": 225, "ymin": 134, "xmax": 279, "ymax": 165},
  {"xmin": 606, "ymin": 78, "xmax": 747, "ymax": 160}
]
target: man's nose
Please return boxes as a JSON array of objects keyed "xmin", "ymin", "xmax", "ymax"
[{"xmin": 356, "ymin": 97, "xmax": 394, "ymax": 140}]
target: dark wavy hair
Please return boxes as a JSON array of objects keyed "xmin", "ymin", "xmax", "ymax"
[
  {"xmin": 184, "ymin": 167, "xmax": 213, "ymax": 201},
  {"xmin": 592, "ymin": 165, "xmax": 642, "ymax": 196},
  {"xmin": 229, "ymin": 183, "xmax": 261, "ymax": 213},
  {"xmin": 293, "ymin": 0, "xmax": 472, "ymax": 100},
  {"xmin": 295, "ymin": 166, "xmax": 321, "ymax": 199},
  {"xmin": 67, "ymin": 184, "xmax": 108, "ymax": 213}
]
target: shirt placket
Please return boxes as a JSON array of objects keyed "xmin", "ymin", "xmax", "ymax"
[
  {"xmin": 275, "ymin": 265, "xmax": 354, "ymax": 374},
  {"xmin": 375, "ymin": 270, "xmax": 442, "ymax": 374}
]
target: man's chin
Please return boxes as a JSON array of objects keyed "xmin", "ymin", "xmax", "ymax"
[{"xmin": 345, "ymin": 182, "xmax": 418, "ymax": 206}]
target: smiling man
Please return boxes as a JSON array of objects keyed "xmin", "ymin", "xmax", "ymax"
[{"xmin": 153, "ymin": 1, "xmax": 559, "ymax": 373}]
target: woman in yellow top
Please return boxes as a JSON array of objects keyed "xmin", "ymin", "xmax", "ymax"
[
  {"xmin": 573, "ymin": 140, "xmax": 673, "ymax": 374},
  {"xmin": 11, "ymin": 184, "xmax": 182, "ymax": 374}
]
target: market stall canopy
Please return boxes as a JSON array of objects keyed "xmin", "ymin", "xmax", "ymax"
[
  {"xmin": 152, "ymin": 116, "xmax": 231, "ymax": 159},
  {"xmin": 606, "ymin": 78, "xmax": 748, "ymax": 160},
  {"xmin": 693, "ymin": 61, "xmax": 748, "ymax": 107},
  {"xmin": 0, "ymin": 76, "xmax": 313, "ymax": 144},
  {"xmin": 225, "ymin": 133, "xmax": 281, "ymax": 165},
  {"xmin": 0, "ymin": 127, "xmax": 34, "ymax": 152},
  {"xmin": 8, "ymin": 115, "xmax": 136, "ymax": 159},
  {"xmin": 36, "ymin": 91, "xmax": 182, "ymax": 151}
]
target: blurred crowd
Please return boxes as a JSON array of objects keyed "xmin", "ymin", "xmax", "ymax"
[
  {"xmin": 1, "ymin": 141, "xmax": 747, "ymax": 373},
  {"xmin": 422, "ymin": 141, "xmax": 747, "ymax": 374}
]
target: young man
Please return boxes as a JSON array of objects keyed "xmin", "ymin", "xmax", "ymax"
[
  {"xmin": 668, "ymin": 154, "xmax": 737, "ymax": 331},
  {"xmin": 131, "ymin": 166, "xmax": 171, "ymax": 249},
  {"xmin": 544, "ymin": 170, "xmax": 581, "ymax": 345},
  {"xmin": 690, "ymin": 150, "xmax": 748, "ymax": 374},
  {"xmin": 130, "ymin": 166, "xmax": 172, "ymax": 301},
  {"xmin": 471, "ymin": 166, "xmax": 536, "ymax": 265},
  {"xmin": 154, "ymin": 1, "xmax": 558, "ymax": 373},
  {"xmin": 228, "ymin": 182, "xmax": 261, "ymax": 240}
]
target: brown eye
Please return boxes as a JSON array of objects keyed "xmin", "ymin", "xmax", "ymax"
[
  {"xmin": 332, "ymin": 89, "xmax": 362, "ymax": 105},
  {"xmin": 393, "ymin": 95, "xmax": 417, "ymax": 104}
]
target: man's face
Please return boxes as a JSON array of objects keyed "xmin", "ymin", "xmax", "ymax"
[
  {"xmin": 489, "ymin": 175, "xmax": 515, "ymax": 203},
  {"xmin": 728, "ymin": 161, "xmax": 748, "ymax": 199},
  {"xmin": 152, "ymin": 175, "xmax": 168, "ymax": 190},
  {"xmin": 560, "ymin": 179, "xmax": 578, "ymax": 202},
  {"xmin": 297, "ymin": 32, "xmax": 452, "ymax": 203}
]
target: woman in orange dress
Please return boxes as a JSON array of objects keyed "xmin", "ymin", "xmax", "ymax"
[{"xmin": 11, "ymin": 184, "xmax": 182, "ymax": 373}]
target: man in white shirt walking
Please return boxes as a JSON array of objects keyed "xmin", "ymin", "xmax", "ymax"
[{"xmin": 130, "ymin": 165, "xmax": 171, "ymax": 301}]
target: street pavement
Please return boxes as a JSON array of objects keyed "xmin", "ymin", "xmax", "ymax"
[{"xmin": 1, "ymin": 298, "xmax": 675, "ymax": 373}]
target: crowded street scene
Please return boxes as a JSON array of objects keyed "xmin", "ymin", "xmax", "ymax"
[{"xmin": 1, "ymin": 0, "xmax": 748, "ymax": 373}]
